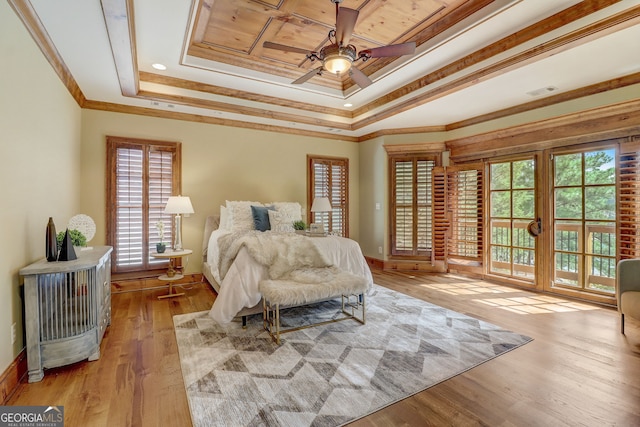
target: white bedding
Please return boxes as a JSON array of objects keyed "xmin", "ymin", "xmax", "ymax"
[{"xmin": 207, "ymin": 229, "xmax": 373, "ymax": 323}]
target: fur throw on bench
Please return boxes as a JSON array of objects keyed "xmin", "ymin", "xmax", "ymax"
[
  {"xmin": 218, "ymin": 231, "xmax": 335, "ymax": 281},
  {"xmin": 260, "ymin": 267, "xmax": 368, "ymax": 306}
]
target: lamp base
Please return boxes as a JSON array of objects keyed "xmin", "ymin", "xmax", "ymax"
[{"xmin": 173, "ymin": 214, "xmax": 183, "ymax": 251}]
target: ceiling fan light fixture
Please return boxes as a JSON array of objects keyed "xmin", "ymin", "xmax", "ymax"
[
  {"xmin": 324, "ymin": 54, "xmax": 352, "ymax": 74},
  {"xmin": 321, "ymin": 44, "xmax": 356, "ymax": 74}
]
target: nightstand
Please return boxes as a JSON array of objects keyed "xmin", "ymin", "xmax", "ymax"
[{"xmin": 151, "ymin": 249, "xmax": 192, "ymax": 299}]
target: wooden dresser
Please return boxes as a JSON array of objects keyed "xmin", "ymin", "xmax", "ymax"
[{"xmin": 20, "ymin": 246, "xmax": 112, "ymax": 382}]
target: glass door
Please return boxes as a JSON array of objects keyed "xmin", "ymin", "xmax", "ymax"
[
  {"xmin": 550, "ymin": 148, "xmax": 617, "ymax": 296},
  {"xmin": 487, "ymin": 158, "xmax": 537, "ymax": 282}
]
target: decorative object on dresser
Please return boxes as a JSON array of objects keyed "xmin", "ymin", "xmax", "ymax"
[
  {"xmin": 57, "ymin": 229, "xmax": 77, "ymax": 261},
  {"xmin": 68, "ymin": 213, "xmax": 96, "ymax": 249},
  {"xmin": 19, "ymin": 246, "xmax": 113, "ymax": 382},
  {"xmin": 45, "ymin": 217, "xmax": 57, "ymax": 262},
  {"xmin": 56, "ymin": 228, "xmax": 87, "ymax": 250},
  {"xmin": 164, "ymin": 195, "xmax": 194, "ymax": 251}
]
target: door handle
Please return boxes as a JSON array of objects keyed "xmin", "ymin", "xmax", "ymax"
[{"xmin": 527, "ymin": 219, "xmax": 542, "ymax": 237}]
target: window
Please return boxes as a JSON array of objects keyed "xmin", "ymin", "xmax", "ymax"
[
  {"xmin": 389, "ymin": 154, "xmax": 438, "ymax": 257},
  {"xmin": 106, "ymin": 137, "xmax": 181, "ymax": 273},
  {"xmin": 307, "ymin": 156, "xmax": 348, "ymax": 237}
]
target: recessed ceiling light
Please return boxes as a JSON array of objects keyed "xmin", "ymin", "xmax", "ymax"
[
  {"xmin": 343, "ymin": 103, "xmax": 353, "ymax": 107},
  {"xmin": 152, "ymin": 63, "xmax": 167, "ymax": 71}
]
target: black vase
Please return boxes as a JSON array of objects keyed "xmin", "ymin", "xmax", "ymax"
[{"xmin": 46, "ymin": 217, "xmax": 57, "ymax": 262}]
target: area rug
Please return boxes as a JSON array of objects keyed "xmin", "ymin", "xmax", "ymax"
[{"xmin": 173, "ymin": 285, "xmax": 532, "ymax": 427}]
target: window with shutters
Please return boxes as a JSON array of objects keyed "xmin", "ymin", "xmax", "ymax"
[
  {"xmin": 307, "ymin": 156, "xmax": 348, "ymax": 237},
  {"xmin": 106, "ymin": 137, "xmax": 181, "ymax": 274},
  {"xmin": 389, "ymin": 154, "xmax": 438, "ymax": 257},
  {"xmin": 619, "ymin": 138, "xmax": 640, "ymax": 260}
]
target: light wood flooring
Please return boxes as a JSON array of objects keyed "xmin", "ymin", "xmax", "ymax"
[{"xmin": 8, "ymin": 271, "xmax": 640, "ymax": 426}]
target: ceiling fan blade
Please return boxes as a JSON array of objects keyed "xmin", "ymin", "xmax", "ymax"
[
  {"xmin": 361, "ymin": 42, "xmax": 416, "ymax": 58},
  {"xmin": 292, "ymin": 67, "xmax": 323, "ymax": 85},
  {"xmin": 349, "ymin": 67, "xmax": 372, "ymax": 88},
  {"xmin": 335, "ymin": 7, "xmax": 359, "ymax": 46},
  {"xmin": 263, "ymin": 41, "xmax": 310, "ymax": 55}
]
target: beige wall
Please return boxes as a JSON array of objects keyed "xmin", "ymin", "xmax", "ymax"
[
  {"xmin": 0, "ymin": 1, "xmax": 82, "ymax": 372},
  {"xmin": 80, "ymin": 110, "xmax": 361, "ymax": 273}
]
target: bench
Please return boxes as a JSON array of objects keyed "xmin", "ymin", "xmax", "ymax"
[{"xmin": 260, "ymin": 270, "xmax": 368, "ymax": 344}]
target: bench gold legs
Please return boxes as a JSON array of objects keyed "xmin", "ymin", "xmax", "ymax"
[{"xmin": 262, "ymin": 294, "xmax": 366, "ymax": 345}]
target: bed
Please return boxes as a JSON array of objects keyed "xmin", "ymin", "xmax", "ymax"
[{"xmin": 201, "ymin": 202, "xmax": 373, "ymax": 324}]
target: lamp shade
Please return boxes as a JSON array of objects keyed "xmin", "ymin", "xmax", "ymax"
[
  {"xmin": 311, "ymin": 197, "xmax": 332, "ymax": 213},
  {"xmin": 164, "ymin": 196, "xmax": 194, "ymax": 215}
]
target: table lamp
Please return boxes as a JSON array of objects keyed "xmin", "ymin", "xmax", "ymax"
[
  {"xmin": 164, "ymin": 195, "xmax": 194, "ymax": 251},
  {"xmin": 310, "ymin": 197, "xmax": 332, "ymax": 233}
]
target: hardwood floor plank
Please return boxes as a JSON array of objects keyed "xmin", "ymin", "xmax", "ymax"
[{"xmin": 7, "ymin": 273, "xmax": 640, "ymax": 426}]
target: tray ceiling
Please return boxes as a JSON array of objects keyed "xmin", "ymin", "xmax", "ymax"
[
  {"xmin": 187, "ymin": 0, "xmax": 465, "ymax": 91},
  {"xmin": 15, "ymin": 0, "xmax": 640, "ymax": 140}
]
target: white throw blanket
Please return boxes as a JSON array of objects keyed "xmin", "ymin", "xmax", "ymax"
[
  {"xmin": 217, "ymin": 231, "xmax": 334, "ymax": 281},
  {"xmin": 208, "ymin": 231, "xmax": 374, "ymax": 323}
]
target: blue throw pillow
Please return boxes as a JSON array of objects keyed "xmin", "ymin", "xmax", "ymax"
[{"xmin": 251, "ymin": 205, "xmax": 274, "ymax": 232}]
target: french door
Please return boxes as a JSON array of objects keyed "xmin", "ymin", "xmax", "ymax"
[
  {"xmin": 549, "ymin": 147, "xmax": 617, "ymax": 299},
  {"xmin": 485, "ymin": 146, "xmax": 618, "ymax": 303},
  {"xmin": 487, "ymin": 158, "xmax": 537, "ymax": 284}
]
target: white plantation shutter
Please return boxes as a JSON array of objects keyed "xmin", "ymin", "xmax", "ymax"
[
  {"xmin": 107, "ymin": 137, "xmax": 181, "ymax": 273},
  {"xmin": 393, "ymin": 159, "xmax": 414, "ymax": 254},
  {"xmin": 148, "ymin": 147, "xmax": 175, "ymax": 266},
  {"xmin": 115, "ymin": 147, "xmax": 144, "ymax": 267},
  {"xmin": 308, "ymin": 156, "xmax": 348, "ymax": 237},
  {"xmin": 390, "ymin": 156, "xmax": 436, "ymax": 256}
]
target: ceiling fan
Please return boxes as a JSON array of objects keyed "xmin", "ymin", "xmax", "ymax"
[{"xmin": 263, "ymin": 0, "xmax": 416, "ymax": 88}]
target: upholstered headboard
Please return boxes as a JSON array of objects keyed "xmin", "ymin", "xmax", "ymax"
[{"xmin": 202, "ymin": 215, "xmax": 220, "ymax": 262}]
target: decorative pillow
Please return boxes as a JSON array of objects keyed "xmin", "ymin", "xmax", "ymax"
[
  {"xmin": 251, "ymin": 205, "xmax": 274, "ymax": 232},
  {"xmin": 219, "ymin": 205, "xmax": 229, "ymax": 230},
  {"xmin": 268, "ymin": 209, "xmax": 295, "ymax": 232},
  {"xmin": 269, "ymin": 202, "xmax": 303, "ymax": 222},
  {"xmin": 226, "ymin": 200, "xmax": 263, "ymax": 232}
]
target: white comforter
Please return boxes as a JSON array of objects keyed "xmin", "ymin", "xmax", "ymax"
[{"xmin": 207, "ymin": 229, "xmax": 373, "ymax": 323}]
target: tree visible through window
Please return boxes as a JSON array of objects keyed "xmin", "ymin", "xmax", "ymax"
[
  {"xmin": 106, "ymin": 136, "xmax": 181, "ymax": 273},
  {"xmin": 308, "ymin": 156, "xmax": 348, "ymax": 237}
]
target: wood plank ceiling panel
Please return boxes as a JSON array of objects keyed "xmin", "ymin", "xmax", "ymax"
[{"xmin": 188, "ymin": 0, "xmax": 470, "ymax": 90}]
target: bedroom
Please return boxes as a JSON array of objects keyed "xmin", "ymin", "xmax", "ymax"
[{"xmin": 1, "ymin": 0, "xmax": 640, "ymax": 425}]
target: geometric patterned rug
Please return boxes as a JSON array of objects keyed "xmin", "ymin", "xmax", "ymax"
[{"xmin": 173, "ymin": 284, "xmax": 532, "ymax": 427}]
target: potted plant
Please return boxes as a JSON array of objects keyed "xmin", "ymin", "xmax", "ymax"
[
  {"xmin": 156, "ymin": 220, "xmax": 166, "ymax": 253},
  {"xmin": 293, "ymin": 220, "xmax": 307, "ymax": 234},
  {"xmin": 56, "ymin": 229, "xmax": 87, "ymax": 250}
]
